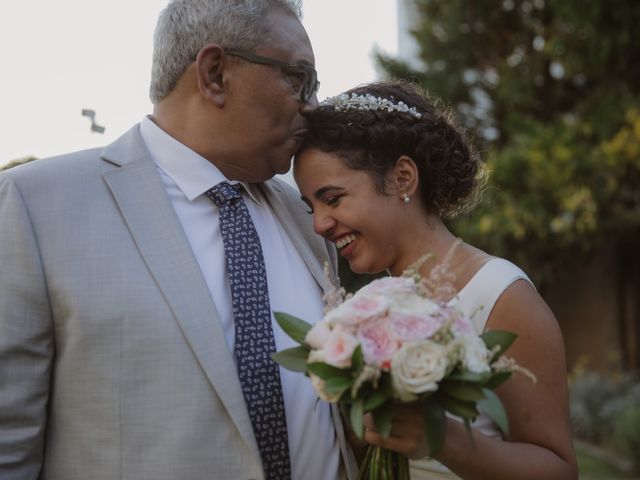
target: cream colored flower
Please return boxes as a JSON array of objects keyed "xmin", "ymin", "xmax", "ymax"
[
  {"xmin": 450, "ymin": 335, "xmax": 491, "ymax": 374},
  {"xmin": 391, "ymin": 341, "xmax": 450, "ymax": 402}
]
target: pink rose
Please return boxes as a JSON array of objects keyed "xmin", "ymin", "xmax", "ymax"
[
  {"xmin": 437, "ymin": 306, "xmax": 475, "ymax": 335},
  {"xmin": 322, "ymin": 329, "xmax": 359, "ymax": 368},
  {"xmin": 357, "ymin": 318, "xmax": 400, "ymax": 370},
  {"xmin": 306, "ymin": 321, "xmax": 331, "ymax": 349},
  {"xmin": 389, "ymin": 311, "xmax": 442, "ymax": 341},
  {"xmin": 325, "ymin": 293, "xmax": 389, "ymax": 328}
]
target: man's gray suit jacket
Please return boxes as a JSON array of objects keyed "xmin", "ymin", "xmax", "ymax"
[{"xmin": 0, "ymin": 125, "xmax": 358, "ymax": 480}]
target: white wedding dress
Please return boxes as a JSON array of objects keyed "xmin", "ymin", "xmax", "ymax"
[{"xmin": 409, "ymin": 257, "xmax": 533, "ymax": 480}]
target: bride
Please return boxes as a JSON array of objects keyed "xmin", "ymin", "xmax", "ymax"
[{"xmin": 293, "ymin": 81, "xmax": 578, "ymax": 479}]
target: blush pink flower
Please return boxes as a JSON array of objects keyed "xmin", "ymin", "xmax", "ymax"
[
  {"xmin": 322, "ymin": 329, "xmax": 359, "ymax": 368},
  {"xmin": 325, "ymin": 293, "xmax": 389, "ymax": 327},
  {"xmin": 389, "ymin": 311, "xmax": 442, "ymax": 341},
  {"xmin": 438, "ymin": 306, "xmax": 475, "ymax": 335},
  {"xmin": 357, "ymin": 318, "xmax": 400, "ymax": 369}
]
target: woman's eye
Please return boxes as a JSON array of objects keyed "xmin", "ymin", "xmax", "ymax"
[{"xmin": 326, "ymin": 196, "xmax": 342, "ymax": 206}]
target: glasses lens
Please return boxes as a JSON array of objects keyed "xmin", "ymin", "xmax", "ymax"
[{"xmin": 301, "ymin": 70, "xmax": 318, "ymax": 102}]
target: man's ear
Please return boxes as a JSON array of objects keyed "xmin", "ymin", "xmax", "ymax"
[
  {"xmin": 391, "ymin": 155, "xmax": 419, "ymax": 195},
  {"xmin": 195, "ymin": 44, "xmax": 226, "ymax": 107}
]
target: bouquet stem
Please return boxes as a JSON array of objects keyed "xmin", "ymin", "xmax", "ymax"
[{"xmin": 356, "ymin": 445, "xmax": 410, "ymax": 480}]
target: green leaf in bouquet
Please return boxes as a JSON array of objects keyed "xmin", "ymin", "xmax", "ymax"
[
  {"xmin": 477, "ymin": 388, "xmax": 509, "ymax": 436},
  {"xmin": 441, "ymin": 380, "xmax": 486, "ymax": 402},
  {"xmin": 271, "ymin": 346, "xmax": 309, "ymax": 372},
  {"xmin": 350, "ymin": 397, "xmax": 365, "ymax": 439},
  {"xmin": 373, "ymin": 400, "xmax": 393, "ymax": 438},
  {"xmin": 351, "ymin": 345, "xmax": 364, "ymax": 374},
  {"xmin": 378, "ymin": 373, "xmax": 395, "ymax": 397},
  {"xmin": 436, "ymin": 392, "xmax": 479, "ymax": 420},
  {"xmin": 447, "ymin": 370, "xmax": 492, "ymax": 384},
  {"xmin": 307, "ymin": 362, "xmax": 351, "ymax": 380},
  {"xmin": 484, "ymin": 371, "xmax": 513, "ymax": 389},
  {"xmin": 422, "ymin": 396, "xmax": 446, "ymax": 456},
  {"xmin": 480, "ymin": 330, "xmax": 517, "ymax": 358},
  {"xmin": 324, "ymin": 376, "xmax": 353, "ymax": 397},
  {"xmin": 363, "ymin": 389, "xmax": 391, "ymax": 412},
  {"xmin": 273, "ymin": 312, "xmax": 313, "ymax": 345}
]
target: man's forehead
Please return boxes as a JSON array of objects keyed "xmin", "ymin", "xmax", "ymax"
[{"xmin": 261, "ymin": 9, "xmax": 314, "ymax": 65}]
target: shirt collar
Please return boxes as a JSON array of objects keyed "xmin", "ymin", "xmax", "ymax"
[{"xmin": 139, "ymin": 116, "xmax": 260, "ymax": 204}]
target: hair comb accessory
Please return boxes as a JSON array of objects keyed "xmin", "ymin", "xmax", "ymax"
[{"xmin": 320, "ymin": 93, "xmax": 422, "ymax": 119}]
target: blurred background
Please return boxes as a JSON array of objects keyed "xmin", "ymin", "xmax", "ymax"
[{"xmin": 2, "ymin": 1, "xmax": 639, "ymax": 477}]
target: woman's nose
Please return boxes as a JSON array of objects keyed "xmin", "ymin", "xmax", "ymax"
[{"xmin": 313, "ymin": 211, "xmax": 336, "ymax": 237}]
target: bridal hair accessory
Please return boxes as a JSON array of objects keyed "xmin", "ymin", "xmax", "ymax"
[
  {"xmin": 321, "ymin": 93, "xmax": 423, "ymax": 119},
  {"xmin": 402, "ymin": 193, "xmax": 411, "ymax": 203}
]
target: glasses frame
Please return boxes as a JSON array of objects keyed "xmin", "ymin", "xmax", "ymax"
[{"xmin": 225, "ymin": 49, "xmax": 319, "ymax": 102}]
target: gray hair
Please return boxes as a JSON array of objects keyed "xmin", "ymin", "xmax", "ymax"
[{"xmin": 150, "ymin": 0, "xmax": 303, "ymax": 104}]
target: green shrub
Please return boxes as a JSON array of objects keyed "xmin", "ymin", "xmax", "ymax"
[{"xmin": 612, "ymin": 399, "xmax": 640, "ymax": 474}]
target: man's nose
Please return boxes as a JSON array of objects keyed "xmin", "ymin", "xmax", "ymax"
[{"xmin": 300, "ymin": 93, "xmax": 319, "ymax": 113}]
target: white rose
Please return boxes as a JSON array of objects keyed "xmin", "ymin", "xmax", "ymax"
[
  {"xmin": 389, "ymin": 293, "xmax": 440, "ymax": 317},
  {"xmin": 391, "ymin": 341, "xmax": 450, "ymax": 402},
  {"xmin": 305, "ymin": 321, "xmax": 331, "ymax": 349},
  {"xmin": 451, "ymin": 335, "xmax": 491, "ymax": 374}
]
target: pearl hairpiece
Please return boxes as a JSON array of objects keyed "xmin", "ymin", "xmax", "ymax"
[{"xmin": 320, "ymin": 93, "xmax": 422, "ymax": 119}]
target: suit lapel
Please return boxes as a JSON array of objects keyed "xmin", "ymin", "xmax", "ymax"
[
  {"xmin": 100, "ymin": 126, "xmax": 260, "ymax": 461},
  {"xmin": 259, "ymin": 180, "xmax": 337, "ymax": 294}
]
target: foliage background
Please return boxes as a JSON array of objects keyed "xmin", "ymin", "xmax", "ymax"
[{"xmin": 365, "ymin": 0, "xmax": 640, "ymax": 290}]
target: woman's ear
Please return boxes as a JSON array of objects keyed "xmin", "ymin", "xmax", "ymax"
[
  {"xmin": 391, "ymin": 155, "xmax": 419, "ymax": 197},
  {"xmin": 195, "ymin": 44, "xmax": 226, "ymax": 107}
]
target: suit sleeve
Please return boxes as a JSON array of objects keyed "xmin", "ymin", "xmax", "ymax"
[{"xmin": 0, "ymin": 174, "xmax": 53, "ymax": 479}]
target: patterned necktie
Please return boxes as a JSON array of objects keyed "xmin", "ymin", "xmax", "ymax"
[{"xmin": 206, "ymin": 181, "xmax": 292, "ymax": 480}]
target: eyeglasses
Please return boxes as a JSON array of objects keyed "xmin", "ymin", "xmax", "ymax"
[{"xmin": 225, "ymin": 49, "xmax": 320, "ymax": 103}]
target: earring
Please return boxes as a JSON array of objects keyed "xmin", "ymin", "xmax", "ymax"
[{"xmin": 402, "ymin": 193, "xmax": 411, "ymax": 204}]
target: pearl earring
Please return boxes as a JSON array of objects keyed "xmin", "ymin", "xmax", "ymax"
[{"xmin": 402, "ymin": 193, "xmax": 411, "ymax": 204}]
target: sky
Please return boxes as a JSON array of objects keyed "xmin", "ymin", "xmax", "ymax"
[{"xmin": 0, "ymin": 1, "xmax": 398, "ymax": 168}]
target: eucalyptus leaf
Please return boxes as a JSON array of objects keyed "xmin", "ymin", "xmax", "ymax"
[
  {"xmin": 484, "ymin": 371, "xmax": 513, "ymax": 389},
  {"xmin": 422, "ymin": 396, "xmax": 446, "ymax": 456},
  {"xmin": 324, "ymin": 376, "xmax": 353, "ymax": 396},
  {"xmin": 436, "ymin": 393, "xmax": 479, "ymax": 420},
  {"xmin": 480, "ymin": 330, "xmax": 517, "ymax": 358},
  {"xmin": 351, "ymin": 345, "xmax": 364, "ymax": 374},
  {"xmin": 273, "ymin": 311, "xmax": 313, "ymax": 345},
  {"xmin": 447, "ymin": 370, "xmax": 492, "ymax": 384},
  {"xmin": 478, "ymin": 389, "xmax": 509, "ymax": 435},
  {"xmin": 363, "ymin": 389, "xmax": 391, "ymax": 412},
  {"xmin": 307, "ymin": 362, "xmax": 351, "ymax": 380},
  {"xmin": 350, "ymin": 398, "xmax": 364, "ymax": 439},
  {"xmin": 271, "ymin": 346, "xmax": 309, "ymax": 373},
  {"xmin": 441, "ymin": 380, "xmax": 486, "ymax": 402},
  {"xmin": 373, "ymin": 401, "xmax": 393, "ymax": 438}
]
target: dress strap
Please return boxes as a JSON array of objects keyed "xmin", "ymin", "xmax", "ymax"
[{"xmin": 450, "ymin": 258, "xmax": 534, "ymax": 334}]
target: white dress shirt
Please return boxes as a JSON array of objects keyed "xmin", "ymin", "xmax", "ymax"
[{"xmin": 139, "ymin": 117, "xmax": 340, "ymax": 480}]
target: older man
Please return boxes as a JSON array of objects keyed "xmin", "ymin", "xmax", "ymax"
[{"xmin": 0, "ymin": 1, "xmax": 357, "ymax": 479}]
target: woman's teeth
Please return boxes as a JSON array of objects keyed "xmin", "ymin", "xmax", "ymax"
[{"xmin": 336, "ymin": 234, "xmax": 357, "ymax": 249}]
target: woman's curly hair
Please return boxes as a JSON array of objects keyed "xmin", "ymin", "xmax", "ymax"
[{"xmin": 299, "ymin": 80, "xmax": 485, "ymax": 218}]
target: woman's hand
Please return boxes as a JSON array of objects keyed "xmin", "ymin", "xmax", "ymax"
[{"xmin": 362, "ymin": 403, "xmax": 433, "ymax": 460}]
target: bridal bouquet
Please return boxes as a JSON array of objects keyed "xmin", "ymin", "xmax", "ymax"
[{"xmin": 272, "ymin": 253, "xmax": 530, "ymax": 480}]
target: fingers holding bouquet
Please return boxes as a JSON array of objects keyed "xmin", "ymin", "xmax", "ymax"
[
  {"xmin": 362, "ymin": 406, "xmax": 432, "ymax": 460},
  {"xmin": 272, "ymin": 267, "xmax": 530, "ymax": 479}
]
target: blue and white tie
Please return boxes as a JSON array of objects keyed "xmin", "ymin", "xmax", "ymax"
[{"xmin": 206, "ymin": 181, "xmax": 291, "ymax": 480}]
